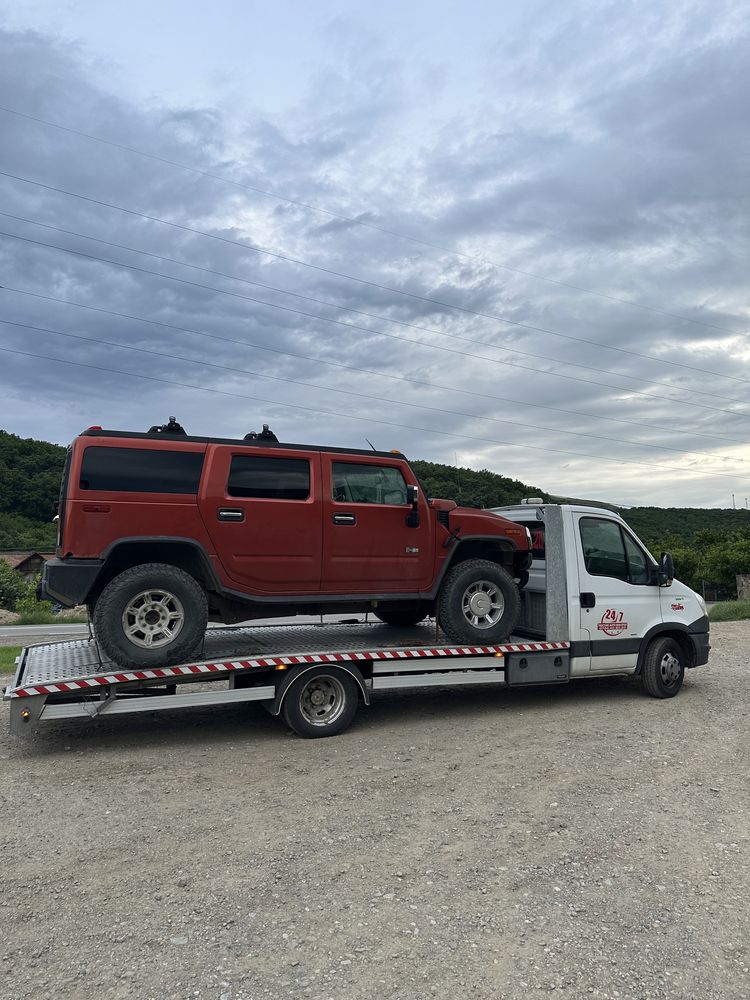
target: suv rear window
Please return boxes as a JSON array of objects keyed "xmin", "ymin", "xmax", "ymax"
[
  {"xmin": 228, "ymin": 456, "xmax": 310, "ymax": 500},
  {"xmin": 80, "ymin": 447, "xmax": 204, "ymax": 494}
]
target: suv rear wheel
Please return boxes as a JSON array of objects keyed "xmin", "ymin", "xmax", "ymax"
[
  {"xmin": 437, "ymin": 558, "xmax": 520, "ymax": 643},
  {"xmin": 93, "ymin": 563, "xmax": 208, "ymax": 669}
]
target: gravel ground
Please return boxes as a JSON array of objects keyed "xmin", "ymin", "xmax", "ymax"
[{"xmin": 1, "ymin": 622, "xmax": 748, "ymax": 1000}]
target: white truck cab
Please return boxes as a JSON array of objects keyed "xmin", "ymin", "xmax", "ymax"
[{"xmin": 491, "ymin": 502, "xmax": 710, "ymax": 696}]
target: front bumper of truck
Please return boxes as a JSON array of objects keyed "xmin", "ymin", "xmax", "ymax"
[{"xmin": 39, "ymin": 558, "xmax": 104, "ymax": 607}]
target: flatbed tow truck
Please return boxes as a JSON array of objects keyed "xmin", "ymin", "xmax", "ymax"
[
  {"xmin": 4, "ymin": 620, "xmax": 569, "ymax": 738},
  {"xmin": 3, "ymin": 504, "xmax": 709, "ymax": 738}
]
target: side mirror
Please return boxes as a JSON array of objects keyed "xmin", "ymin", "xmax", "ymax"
[
  {"xmin": 658, "ymin": 551, "xmax": 674, "ymax": 587},
  {"xmin": 406, "ymin": 484, "xmax": 420, "ymax": 528}
]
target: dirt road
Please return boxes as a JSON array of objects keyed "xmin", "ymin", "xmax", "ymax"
[{"xmin": 2, "ymin": 623, "xmax": 748, "ymax": 1000}]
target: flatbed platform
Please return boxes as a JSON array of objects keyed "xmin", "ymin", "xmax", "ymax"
[{"xmin": 4, "ymin": 621, "xmax": 570, "ymax": 737}]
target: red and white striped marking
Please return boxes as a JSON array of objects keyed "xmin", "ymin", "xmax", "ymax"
[{"xmin": 7, "ymin": 641, "xmax": 569, "ymax": 698}]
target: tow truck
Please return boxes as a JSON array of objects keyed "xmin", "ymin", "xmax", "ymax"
[{"xmin": 4, "ymin": 503, "xmax": 709, "ymax": 739}]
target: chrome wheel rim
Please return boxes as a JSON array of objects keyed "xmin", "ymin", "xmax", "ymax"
[
  {"xmin": 461, "ymin": 580, "xmax": 505, "ymax": 630},
  {"xmin": 660, "ymin": 651, "xmax": 681, "ymax": 685},
  {"xmin": 122, "ymin": 589, "xmax": 185, "ymax": 649},
  {"xmin": 299, "ymin": 675, "xmax": 346, "ymax": 727}
]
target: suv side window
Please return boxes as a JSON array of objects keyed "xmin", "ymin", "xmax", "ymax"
[
  {"xmin": 580, "ymin": 517, "xmax": 652, "ymax": 585},
  {"xmin": 228, "ymin": 456, "xmax": 310, "ymax": 500},
  {"xmin": 80, "ymin": 447, "xmax": 204, "ymax": 494},
  {"xmin": 332, "ymin": 463, "xmax": 408, "ymax": 505}
]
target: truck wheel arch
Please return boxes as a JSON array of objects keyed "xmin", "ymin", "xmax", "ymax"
[
  {"xmin": 636, "ymin": 624, "xmax": 696, "ymax": 675},
  {"xmin": 92, "ymin": 537, "xmax": 220, "ymax": 604},
  {"xmin": 433, "ymin": 536, "xmax": 520, "ymax": 595},
  {"xmin": 265, "ymin": 661, "xmax": 370, "ymax": 717}
]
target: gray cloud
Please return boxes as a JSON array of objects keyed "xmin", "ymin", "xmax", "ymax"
[{"xmin": 0, "ymin": 11, "xmax": 749, "ymax": 509}]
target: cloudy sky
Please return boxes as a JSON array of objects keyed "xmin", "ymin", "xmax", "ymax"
[{"xmin": 0, "ymin": 1, "xmax": 749, "ymax": 507}]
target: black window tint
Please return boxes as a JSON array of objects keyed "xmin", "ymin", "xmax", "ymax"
[
  {"xmin": 228, "ymin": 456, "xmax": 310, "ymax": 500},
  {"xmin": 332, "ymin": 462, "xmax": 408, "ymax": 504},
  {"xmin": 623, "ymin": 532, "xmax": 651, "ymax": 585},
  {"xmin": 580, "ymin": 518, "xmax": 628, "ymax": 581},
  {"xmin": 80, "ymin": 447, "xmax": 203, "ymax": 494}
]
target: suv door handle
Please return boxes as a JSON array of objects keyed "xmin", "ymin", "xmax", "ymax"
[
  {"xmin": 218, "ymin": 508, "xmax": 245, "ymax": 522},
  {"xmin": 333, "ymin": 513, "xmax": 356, "ymax": 525}
]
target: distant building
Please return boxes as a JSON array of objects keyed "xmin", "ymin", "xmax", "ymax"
[{"xmin": 0, "ymin": 551, "xmax": 55, "ymax": 583}]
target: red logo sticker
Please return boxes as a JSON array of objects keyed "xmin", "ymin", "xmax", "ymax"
[
  {"xmin": 671, "ymin": 602, "xmax": 684, "ymax": 611},
  {"xmin": 597, "ymin": 609, "xmax": 628, "ymax": 635}
]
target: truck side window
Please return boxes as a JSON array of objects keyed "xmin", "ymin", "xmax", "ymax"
[
  {"xmin": 623, "ymin": 532, "xmax": 650, "ymax": 585},
  {"xmin": 580, "ymin": 518, "xmax": 652, "ymax": 585},
  {"xmin": 228, "ymin": 456, "xmax": 310, "ymax": 500},
  {"xmin": 332, "ymin": 463, "xmax": 408, "ymax": 505},
  {"xmin": 580, "ymin": 518, "xmax": 628, "ymax": 581}
]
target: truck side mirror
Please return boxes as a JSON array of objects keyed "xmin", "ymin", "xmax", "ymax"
[
  {"xmin": 658, "ymin": 551, "xmax": 674, "ymax": 587},
  {"xmin": 406, "ymin": 484, "xmax": 420, "ymax": 528}
]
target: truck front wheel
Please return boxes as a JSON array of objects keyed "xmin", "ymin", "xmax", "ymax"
[
  {"xmin": 93, "ymin": 563, "xmax": 208, "ymax": 669},
  {"xmin": 438, "ymin": 559, "xmax": 521, "ymax": 644},
  {"xmin": 640, "ymin": 636, "xmax": 685, "ymax": 698}
]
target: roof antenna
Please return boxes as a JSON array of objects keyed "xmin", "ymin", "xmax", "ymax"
[{"xmin": 365, "ymin": 438, "xmax": 377, "ymax": 451}]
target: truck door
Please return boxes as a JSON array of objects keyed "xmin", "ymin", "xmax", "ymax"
[
  {"xmin": 320, "ymin": 456, "xmax": 433, "ymax": 594},
  {"xmin": 575, "ymin": 513, "xmax": 662, "ymax": 672},
  {"xmin": 200, "ymin": 446, "xmax": 322, "ymax": 595}
]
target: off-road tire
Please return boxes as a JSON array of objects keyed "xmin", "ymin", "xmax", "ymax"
[
  {"xmin": 93, "ymin": 563, "xmax": 208, "ymax": 669},
  {"xmin": 437, "ymin": 558, "xmax": 521, "ymax": 643},
  {"xmin": 641, "ymin": 636, "xmax": 685, "ymax": 698},
  {"xmin": 281, "ymin": 667, "xmax": 360, "ymax": 738},
  {"xmin": 373, "ymin": 603, "xmax": 430, "ymax": 627}
]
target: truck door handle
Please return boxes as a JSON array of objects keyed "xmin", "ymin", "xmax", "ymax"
[
  {"xmin": 217, "ymin": 508, "xmax": 245, "ymax": 522},
  {"xmin": 580, "ymin": 592, "xmax": 596, "ymax": 608},
  {"xmin": 333, "ymin": 513, "xmax": 356, "ymax": 525}
]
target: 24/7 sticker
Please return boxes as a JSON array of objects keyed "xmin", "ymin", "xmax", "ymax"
[{"xmin": 597, "ymin": 609, "xmax": 628, "ymax": 635}]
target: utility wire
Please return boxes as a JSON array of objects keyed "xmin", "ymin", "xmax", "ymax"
[
  {"xmin": 2, "ymin": 208, "xmax": 745, "ymax": 407},
  {"xmin": 3, "ymin": 316, "xmax": 747, "ymax": 470},
  {"xmin": 0, "ymin": 104, "xmax": 741, "ymax": 338},
  {"xmin": 2, "ymin": 229, "xmax": 749, "ymax": 425},
  {"xmin": 2, "ymin": 341, "xmax": 748, "ymax": 485},
  {"xmin": 5, "ymin": 209, "xmax": 745, "ymax": 409},
  {"xmin": 1, "ymin": 169, "xmax": 746, "ymax": 384},
  {"xmin": 4, "ymin": 282, "xmax": 745, "ymax": 447}
]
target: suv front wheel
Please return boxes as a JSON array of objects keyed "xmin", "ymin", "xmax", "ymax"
[
  {"xmin": 437, "ymin": 558, "xmax": 520, "ymax": 644},
  {"xmin": 93, "ymin": 563, "xmax": 208, "ymax": 669}
]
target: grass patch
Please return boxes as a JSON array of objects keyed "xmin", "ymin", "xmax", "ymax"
[
  {"xmin": 13, "ymin": 611, "xmax": 89, "ymax": 625},
  {"xmin": 709, "ymin": 599, "xmax": 750, "ymax": 622},
  {"xmin": 0, "ymin": 646, "xmax": 22, "ymax": 672}
]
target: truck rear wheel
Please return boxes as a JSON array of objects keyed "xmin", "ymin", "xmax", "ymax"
[
  {"xmin": 437, "ymin": 558, "xmax": 520, "ymax": 644},
  {"xmin": 641, "ymin": 636, "xmax": 685, "ymax": 698},
  {"xmin": 281, "ymin": 666, "xmax": 359, "ymax": 738},
  {"xmin": 93, "ymin": 563, "xmax": 208, "ymax": 669},
  {"xmin": 373, "ymin": 603, "xmax": 430, "ymax": 627}
]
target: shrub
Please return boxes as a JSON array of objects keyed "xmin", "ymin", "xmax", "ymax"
[{"xmin": 0, "ymin": 561, "xmax": 25, "ymax": 611}]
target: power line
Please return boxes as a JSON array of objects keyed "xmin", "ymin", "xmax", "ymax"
[
  {"xmin": 5, "ymin": 282, "xmax": 745, "ymax": 447},
  {"xmin": 2, "ymin": 341, "xmax": 748, "ymax": 485},
  {"xmin": 1, "ymin": 169, "xmax": 747, "ymax": 385},
  {"xmin": 4, "ymin": 316, "xmax": 747, "ymax": 470},
  {"xmin": 5, "ymin": 207, "xmax": 746, "ymax": 406},
  {"xmin": 3, "ymin": 228, "xmax": 750, "ymax": 425},
  {"xmin": 0, "ymin": 103, "xmax": 741, "ymax": 338}
]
